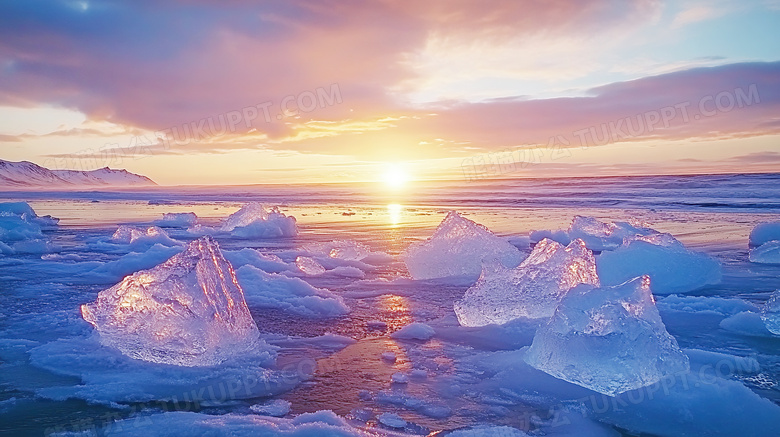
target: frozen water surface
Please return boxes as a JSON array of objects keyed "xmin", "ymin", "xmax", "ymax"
[{"xmin": 2, "ymin": 174, "xmax": 780, "ymax": 436}]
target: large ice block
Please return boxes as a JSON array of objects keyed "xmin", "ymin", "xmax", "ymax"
[
  {"xmin": 81, "ymin": 236, "xmax": 260, "ymax": 366},
  {"xmin": 597, "ymin": 233, "xmax": 721, "ymax": 294},
  {"xmin": 454, "ymin": 238, "xmax": 599, "ymax": 326},
  {"xmin": 525, "ymin": 276, "xmax": 690, "ymax": 396},
  {"xmin": 761, "ymin": 290, "xmax": 780, "ymax": 335},
  {"xmin": 403, "ymin": 211, "xmax": 524, "ymax": 280}
]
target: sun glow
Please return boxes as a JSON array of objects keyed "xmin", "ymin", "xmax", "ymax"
[{"xmin": 382, "ymin": 163, "xmax": 409, "ymax": 189}]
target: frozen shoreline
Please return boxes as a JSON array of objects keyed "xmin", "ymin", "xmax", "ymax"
[{"xmin": 2, "ymin": 174, "xmax": 780, "ymax": 436}]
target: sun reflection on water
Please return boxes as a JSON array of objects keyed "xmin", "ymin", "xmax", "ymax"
[{"xmin": 387, "ymin": 203, "xmax": 403, "ymax": 227}]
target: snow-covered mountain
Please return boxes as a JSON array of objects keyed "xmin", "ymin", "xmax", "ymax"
[{"xmin": 0, "ymin": 159, "xmax": 156, "ymax": 188}]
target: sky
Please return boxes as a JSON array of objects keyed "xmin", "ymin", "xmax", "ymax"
[{"xmin": 0, "ymin": 0, "xmax": 779, "ymax": 186}]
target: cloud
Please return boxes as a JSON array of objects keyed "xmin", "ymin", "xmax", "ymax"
[
  {"xmin": 671, "ymin": 5, "xmax": 726, "ymax": 28},
  {"xmin": 0, "ymin": 0, "xmax": 662, "ymax": 132},
  {"xmin": 726, "ymin": 151, "xmax": 780, "ymax": 163},
  {"xmin": 408, "ymin": 61, "xmax": 780, "ymax": 154}
]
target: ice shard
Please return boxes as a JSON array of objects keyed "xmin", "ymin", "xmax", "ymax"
[{"xmin": 81, "ymin": 236, "xmax": 260, "ymax": 367}]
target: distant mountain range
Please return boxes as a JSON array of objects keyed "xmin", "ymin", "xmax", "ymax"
[{"xmin": 0, "ymin": 159, "xmax": 156, "ymax": 188}]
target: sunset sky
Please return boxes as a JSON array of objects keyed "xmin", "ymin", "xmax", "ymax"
[{"xmin": 1, "ymin": 0, "xmax": 779, "ymax": 185}]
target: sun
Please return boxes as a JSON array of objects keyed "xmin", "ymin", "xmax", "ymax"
[{"xmin": 382, "ymin": 163, "xmax": 409, "ymax": 189}]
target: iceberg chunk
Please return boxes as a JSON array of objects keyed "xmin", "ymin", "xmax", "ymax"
[
  {"xmin": 761, "ymin": 290, "xmax": 780, "ymax": 335},
  {"xmin": 525, "ymin": 276, "xmax": 690, "ymax": 396},
  {"xmin": 568, "ymin": 216, "xmax": 657, "ymax": 251},
  {"xmin": 110, "ymin": 225, "xmax": 181, "ymax": 249},
  {"xmin": 749, "ymin": 222, "xmax": 780, "ymax": 247},
  {"xmin": 220, "ymin": 203, "xmax": 297, "ymax": 238},
  {"xmin": 749, "ymin": 240, "xmax": 780, "ymax": 264},
  {"xmin": 403, "ymin": 211, "xmax": 524, "ymax": 280},
  {"xmin": 454, "ymin": 238, "xmax": 599, "ymax": 326},
  {"xmin": 0, "ymin": 202, "xmax": 58, "ymax": 254},
  {"xmin": 155, "ymin": 212, "xmax": 198, "ymax": 228},
  {"xmin": 596, "ymin": 233, "xmax": 721, "ymax": 294},
  {"xmin": 81, "ymin": 236, "xmax": 260, "ymax": 367},
  {"xmin": 530, "ymin": 216, "xmax": 657, "ymax": 252}
]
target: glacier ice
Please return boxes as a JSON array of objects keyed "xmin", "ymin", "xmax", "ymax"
[
  {"xmin": 220, "ymin": 203, "xmax": 297, "ymax": 238},
  {"xmin": 110, "ymin": 225, "xmax": 181, "ymax": 248},
  {"xmin": 749, "ymin": 221, "xmax": 780, "ymax": 247},
  {"xmin": 749, "ymin": 240, "xmax": 780, "ymax": 264},
  {"xmin": 0, "ymin": 202, "xmax": 58, "ymax": 255},
  {"xmin": 596, "ymin": 233, "xmax": 721, "ymax": 294},
  {"xmin": 155, "ymin": 212, "xmax": 198, "ymax": 228},
  {"xmin": 454, "ymin": 238, "xmax": 599, "ymax": 326},
  {"xmin": 81, "ymin": 236, "xmax": 261, "ymax": 367},
  {"xmin": 530, "ymin": 216, "xmax": 657, "ymax": 252},
  {"xmin": 760, "ymin": 290, "xmax": 780, "ymax": 335},
  {"xmin": 524, "ymin": 276, "xmax": 690, "ymax": 396},
  {"xmin": 403, "ymin": 211, "xmax": 524, "ymax": 280}
]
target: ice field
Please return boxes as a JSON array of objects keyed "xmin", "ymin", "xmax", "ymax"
[{"xmin": 1, "ymin": 173, "xmax": 780, "ymax": 436}]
